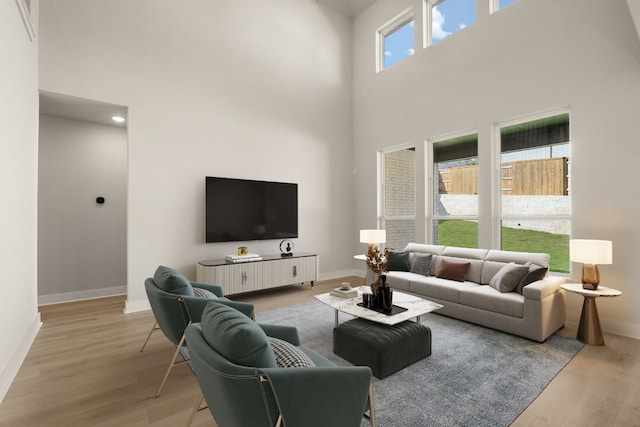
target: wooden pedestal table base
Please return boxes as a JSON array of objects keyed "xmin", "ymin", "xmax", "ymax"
[{"xmin": 561, "ymin": 283, "xmax": 622, "ymax": 346}]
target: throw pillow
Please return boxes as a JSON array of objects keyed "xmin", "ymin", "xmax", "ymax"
[
  {"xmin": 489, "ymin": 263, "xmax": 530, "ymax": 293},
  {"xmin": 410, "ymin": 253, "xmax": 432, "ymax": 276},
  {"xmin": 153, "ymin": 265, "xmax": 194, "ymax": 296},
  {"xmin": 435, "ymin": 258, "xmax": 470, "ymax": 282},
  {"xmin": 387, "ymin": 251, "xmax": 411, "ymax": 272},
  {"xmin": 200, "ymin": 301, "xmax": 277, "ymax": 368},
  {"xmin": 193, "ymin": 287, "xmax": 218, "ymax": 299},
  {"xmin": 515, "ymin": 264, "xmax": 549, "ymax": 294},
  {"xmin": 268, "ymin": 337, "xmax": 316, "ymax": 368}
]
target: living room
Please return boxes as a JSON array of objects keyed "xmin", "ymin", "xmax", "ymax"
[{"xmin": 2, "ymin": 0, "xmax": 640, "ymax": 425}]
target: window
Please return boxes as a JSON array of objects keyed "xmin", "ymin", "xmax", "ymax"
[
  {"xmin": 498, "ymin": 113, "xmax": 571, "ymax": 273},
  {"xmin": 431, "ymin": 133, "xmax": 478, "ymax": 247},
  {"xmin": 381, "ymin": 147, "xmax": 416, "ymax": 250},
  {"xmin": 499, "ymin": 0, "xmax": 518, "ymax": 10},
  {"xmin": 377, "ymin": 9, "xmax": 414, "ymax": 71},
  {"xmin": 427, "ymin": 0, "xmax": 476, "ymax": 46}
]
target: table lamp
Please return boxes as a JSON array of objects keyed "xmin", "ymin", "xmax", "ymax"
[
  {"xmin": 569, "ymin": 239, "xmax": 613, "ymax": 290},
  {"xmin": 360, "ymin": 229, "xmax": 386, "ymax": 252}
]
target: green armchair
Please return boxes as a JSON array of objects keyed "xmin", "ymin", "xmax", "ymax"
[
  {"xmin": 142, "ymin": 265, "xmax": 254, "ymax": 398},
  {"xmin": 185, "ymin": 301, "xmax": 376, "ymax": 427}
]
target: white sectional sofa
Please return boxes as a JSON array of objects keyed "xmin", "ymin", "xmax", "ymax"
[{"xmin": 384, "ymin": 243, "xmax": 567, "ymax": 342}]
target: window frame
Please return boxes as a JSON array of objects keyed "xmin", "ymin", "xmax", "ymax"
[
  {"xmin": 427, "ymin": 129, "xmax": 479, "ymax": 246},
  {"xmin": 379, "ymin": 143, "xmax": 417, "ymax": 250},
  {"xmin": 493, "ymin": 109, "xmax": 572, "ymax": 272},
  {"xmin": 376, "ymin": 8, "xmax": 414, "ymax": 72}
]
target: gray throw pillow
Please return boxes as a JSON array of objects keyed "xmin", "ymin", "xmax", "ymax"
[
  {"xmin": 193, "ymin": 287, "xmax": 218, "ymax": 299},
  {"xmin": 387, "ymin": 251, "xmax": 411, "ymax": 272},
  {"xmin": 410, "ymin": 253, "xmax": 432, "ymax": 276},
  {"xmin": 515, "ymin": 263, "xmax": 548, "ymax": 294},
  {"xmin": 489, "ymin": 263, "xmax": 530, "ymax": 293},
  {"xmin": 268, "ymin": 337, "xmax": 316, "ymax": 368}
]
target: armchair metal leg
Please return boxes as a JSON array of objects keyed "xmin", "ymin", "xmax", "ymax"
[
  {"xmin": 155, "ymin": 332, "xmax": 188, "ymax": 398},
  {"xmin": 140, "ymin": 321, "xmax": 159, "ymax": 352},
  {"xmin": 366, "ymin": 381, "xmax": 377, "ymax": 427},
  {"xmin": 186, "ymin": 392, "xmax": 206, "ymax": 427}
]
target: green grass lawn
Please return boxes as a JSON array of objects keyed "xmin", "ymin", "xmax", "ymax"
[{"xmin": 437, "ymin": 220, "xmax": 570, "ymax": 273}]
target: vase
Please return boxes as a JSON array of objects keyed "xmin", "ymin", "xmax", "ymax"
[{"xmin": 381, "ymin": 286, "xmax": 393, "ymax": 313}]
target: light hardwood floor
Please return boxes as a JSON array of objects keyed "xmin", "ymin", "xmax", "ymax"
[{"xmin": 0, "ymin": 276, "xmax": 638, "ymax": 426}]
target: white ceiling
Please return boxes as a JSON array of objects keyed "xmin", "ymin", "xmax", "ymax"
[
  {"xmin": 316, "ymin": 0, "xmax": 377, "ymax": 18},
  {"xmin": 39, "ymin": 91, "xmax": 128, "ymax": 128}
]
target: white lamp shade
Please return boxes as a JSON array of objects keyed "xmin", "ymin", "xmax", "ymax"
[
  {"xmin": 569, "ymin": 239, "xmax": 613, "ymax": 265},
  {"xmin": 360, "ymin": 229, "xmax": 386, "ymax": 244}
]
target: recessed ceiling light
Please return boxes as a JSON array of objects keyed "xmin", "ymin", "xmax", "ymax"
[{"xmin": 112, "ymin": 115, "xmax": 126, "ymax": 123}]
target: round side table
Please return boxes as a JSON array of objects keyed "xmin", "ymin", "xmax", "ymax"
[{"xmin": 561, "ymin": 283, "xmax": 622, "ymax": 346}]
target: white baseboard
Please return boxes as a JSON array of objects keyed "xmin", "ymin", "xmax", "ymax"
[
  {"xmin": 124, "ymin": 298, "xmax": 150, "ymax": 314},
  {"xmin": 38, "ymin": 286, "xmax": 126, "ymax": 306},
  {"xmin": 0, "ymin": 313, "xmax": 41, "ymax": 403}
]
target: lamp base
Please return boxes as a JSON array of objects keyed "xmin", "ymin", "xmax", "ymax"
[{"xmin": 581, "ymin": 264, "xmax": 600, "ymax": 290}]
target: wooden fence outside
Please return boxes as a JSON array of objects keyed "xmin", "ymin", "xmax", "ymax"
[{"xmin": 439, "ymin": 157, "xmax": 569, "ymax": 196}]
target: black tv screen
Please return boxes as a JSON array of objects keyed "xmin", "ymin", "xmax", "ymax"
[{"xmin": 205, "ymin": 177, "xmax": 298, "ymax": 243}]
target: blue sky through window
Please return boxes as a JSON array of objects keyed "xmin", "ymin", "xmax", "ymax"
[
  {"xmin": 384, "ymin": 20, "xmax": 414, "ymax": 69},
  {"xmin": 499, "ymin": 0, "xmax": 518, "ymax": 10},
  {"xmin": 432, "ymin": 0, "xmax": 476, "ymax": 43}
]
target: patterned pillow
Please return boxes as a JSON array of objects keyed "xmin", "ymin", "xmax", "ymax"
[
  {"xmin": 193, "ymin": 287, "xmax": 218, "ymax": 299},
  {"xmin": 410, "ymin": 253, "xmax": 432, "ymax": 276},
  {"xmin": 268, "ymin": 337, "xmax": 316, "ymax": 368}
]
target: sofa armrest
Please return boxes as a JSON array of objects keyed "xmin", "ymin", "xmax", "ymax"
[
  {"xmin": 522, "ymin": 276, "xmax": 566, "ymax": 301},
  {"xmin": 259, "ymin": 324, "xmax": 300, "ymax": 345}
]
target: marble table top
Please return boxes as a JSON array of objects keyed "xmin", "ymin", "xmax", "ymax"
[
  {"xmin": 561, "ymin": 283, "xmax": 622, "ymax": 298},
  {"xmin": 314, "ymin": 286, "xmax": 443, "ymax": 326}
]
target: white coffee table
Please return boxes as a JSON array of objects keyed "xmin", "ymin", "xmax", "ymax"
[{"xmin": 314, "ymin": 286, "xmax": 443, "ymax": 326}]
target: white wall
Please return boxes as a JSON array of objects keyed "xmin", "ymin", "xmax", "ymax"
[
  {"xmin": 38, "ymin": 114, "xmax": 127, "ymax": 304},
  {"xmin": 38, "ymin": 0, "xmax": 355, "ymax": 311},
  {"xmin": 0, "ymin": 0, "xmax": 41, "ymax": 401},
  {"xmin": 353, "ymin": 0, "xmax": 640, "ymax": 338}
]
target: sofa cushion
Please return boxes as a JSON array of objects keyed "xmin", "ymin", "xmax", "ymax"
[
  {"xmin": 387, "ymin": 251, "xmax": 410, "ymax": 272},
  {"xmin": 436, "ymin": 258, "xmax": 470, "ymax": 282},
  {"xmin": 200, "ymin": 301, "xmax": 277, "ymax": 368},
  {"xmin": 459, "ymin": 286, "xmax": 525, "ymax": 318},
  {"xmin": 410, "ymin": 253, "xmax": 432, "ymax": 276},
  {"xmin": 403, "ymin": 243, "xmax": 445, "ymax": 256},
  {"xmin": 410, "ymin": 276, "xmax": 478, "ymax": 303},
  {"xmin": 268, "ymin": 337, "xmax": 316, "ymax": 368},
  {"xmin": 154, "ymin": 265, "xmax": 194, "ymax": 296},
  {"xmin": 485, "ymin": 249, "xmax": 550, "ymax": 269},
  {"xmin": 515, "ymin": 263, "xmax": 549, "ymax": 294},
  {"xmin": 384, "ymin": 271, "xmax": 413, "ymax": 292},
  {"xmin": 489, "ymin": 263, "xmax": 530, "ymax": 293}
]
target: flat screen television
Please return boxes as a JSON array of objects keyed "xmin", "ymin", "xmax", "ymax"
[{"xmin": 205, "ymin": 177, "xmax": 298, "ymax": 243}]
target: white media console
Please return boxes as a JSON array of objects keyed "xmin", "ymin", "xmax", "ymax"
[{"xmin": 196, "ymin": 252, "xmax": 318, "ymax": 296}]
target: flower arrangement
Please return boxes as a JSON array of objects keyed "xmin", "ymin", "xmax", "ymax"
[{"xmin": 366, "ymin": 247, "xmax": 389, "ymax": 293}]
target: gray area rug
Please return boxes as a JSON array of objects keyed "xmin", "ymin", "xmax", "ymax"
[{"xmin": 256, "ymin": 300, "xmax": 584, "ymax": 427}]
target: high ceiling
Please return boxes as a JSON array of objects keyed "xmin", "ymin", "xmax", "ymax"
[
  {"xmin": 316, "ymin": 0, "xmax": 377, "ymax": 18},
  {"xmin": 39, "ymin": 91, "xmax": 127, "ymax": 128}
]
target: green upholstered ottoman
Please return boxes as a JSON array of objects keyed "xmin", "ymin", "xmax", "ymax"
[{"xmin": 333, "ymin": 318, "xmax": 432, "ymax": 379}]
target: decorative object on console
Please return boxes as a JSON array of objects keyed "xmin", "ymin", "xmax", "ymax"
[
  {"xmin": 279, "ymin": 239, "xmax": 294, "ymax": 257},
  {"xmin": 237, "ymin": 246, "xmax": 249, "ymax": 256},
  {"xmin": 569, "ymin": 239, "xmax": 613, "ymax": 290},
  {"xmin": 225, "ymin": 253, "xmax": 262, "ymax": 263}
]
